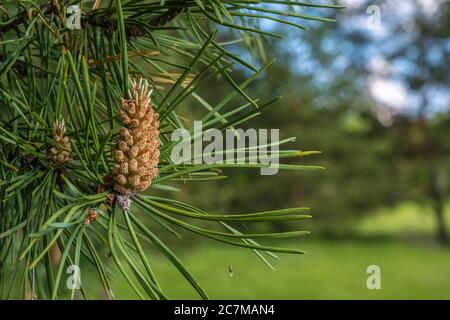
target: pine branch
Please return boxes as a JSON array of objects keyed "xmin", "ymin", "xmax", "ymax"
[
  {"xmin": 0, "ymin": 3, "xmax": 54, "ymax": 34},
  {"xmin": 0, "ymin": 0, "xmax": 340, "ymax": 300},
  {"xmin": 0, "ymin": 2, "xmax": 184, "ymax": 37},
  {"xmin": 85, "ymin": 6, "xmax": 184, "ymax": 38},
  {"xmin": 0, "ymin": 2, "xmax": 184, "ymax": 76}
]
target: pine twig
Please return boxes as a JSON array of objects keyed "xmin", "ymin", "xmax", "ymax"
[{"xmin": 0, "ymin": 2, "xmax": 183, "ymax": 38}]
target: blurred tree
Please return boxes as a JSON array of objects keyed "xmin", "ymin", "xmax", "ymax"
[
  {"xmin": 182, "ymin": 0, "xmax": 450, "ymax": 243},
  {"xmin": 264, "ymin": 0, "xmax": 450, "ymax": 241},
  {"xmin": 340, "ymin": 0, "xmax": 450, "ymax": 244}
]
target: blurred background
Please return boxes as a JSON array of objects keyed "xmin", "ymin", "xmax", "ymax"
[{"xmin": 86, "ymin": 0, "xmax": 450, "ymax": 299}]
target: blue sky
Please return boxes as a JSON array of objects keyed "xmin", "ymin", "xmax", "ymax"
[{"xmin": 263, "ymin": 0, "xmax": 450, "ymax": 118}]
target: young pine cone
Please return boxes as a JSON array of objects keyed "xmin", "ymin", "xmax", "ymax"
[
  {"xmin": 113, "ymin": 78, "xmax": 160, "ymax": 195},
  {"xmin": 50, "ymin": 120, "xmax": 72, "ymax": 166}
]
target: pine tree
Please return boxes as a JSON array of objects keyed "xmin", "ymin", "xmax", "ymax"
[{"xmin": 0, "ymin": 0, "xmax": 341, "ymax": 299}]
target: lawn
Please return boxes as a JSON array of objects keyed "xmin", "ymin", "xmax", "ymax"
[
  {"xmin": 79, "ymin": 202, "xmax": 450, "ymax": 300},
  {"xmin": 108, "ymin": 238, "xmax": 450, "ymax": 299}
]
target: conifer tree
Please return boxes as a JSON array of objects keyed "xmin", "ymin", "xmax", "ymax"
[{"xmin": 0, "ymin": 0, "xmax": 341, "ymax": 299}]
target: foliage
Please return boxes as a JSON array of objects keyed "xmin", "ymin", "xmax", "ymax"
[
  {"xmin": 0, "ymin": 0, "xmax": 341, "ymax": 299},
  {"xmin": 180, "ymin": 0, "xmax": 450, "ymax": 239}
]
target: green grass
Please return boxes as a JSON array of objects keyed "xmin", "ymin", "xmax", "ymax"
[
  {"xmin": 357, "ymin": 201, "xmax": 450, "ymax": 237},
  {"xmin": 78, "ymin": 202, "xmax": 450, "ymax": 300},
  {"xmin": 108, "ymin": 238, "xmax": 450, "ymax": 300}
]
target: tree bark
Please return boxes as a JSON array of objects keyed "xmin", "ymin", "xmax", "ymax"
[
  {"xmin": 432, "ymin": 194, "xmax": 449, "ymax": 245},
  {"xmin": 430, "ymin": 169, "xmax": 449, "ymax": 245}
]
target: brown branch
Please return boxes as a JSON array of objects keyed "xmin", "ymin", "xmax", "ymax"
[
  {"xmin": 85, "ymin": 7, "xmax": 184, "ymax": 38},
  {"xmin": 1, "ymin": 4, "xmax": 183, "ymax": 76},
  {"xmin": 0, "ymin": 3, "xmax": 54, "ymax": 34},
  {"xmin": 0, "ymin": 2, "xmax": 183, "ymax": 38},
  {"xmin": 149, "ymin": 7, "xmax": 184, "ymax": 27}
]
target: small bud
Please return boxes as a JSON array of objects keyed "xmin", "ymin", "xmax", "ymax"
[
  {"xmin": 85, "ymin": 208, "xmax": 98, "ymax": 225},
  {"xmin": 50, "ymin": 120, "xmax": 72, "ymax": 167}
]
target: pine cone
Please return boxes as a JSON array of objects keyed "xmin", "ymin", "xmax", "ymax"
[
  {"xmin": 50, "ymin": 120, "xmax": 72, "ymax": 166},
  {"xmin": 113, "ymin": 78, "xmax": 160, "ymax": 195}
]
